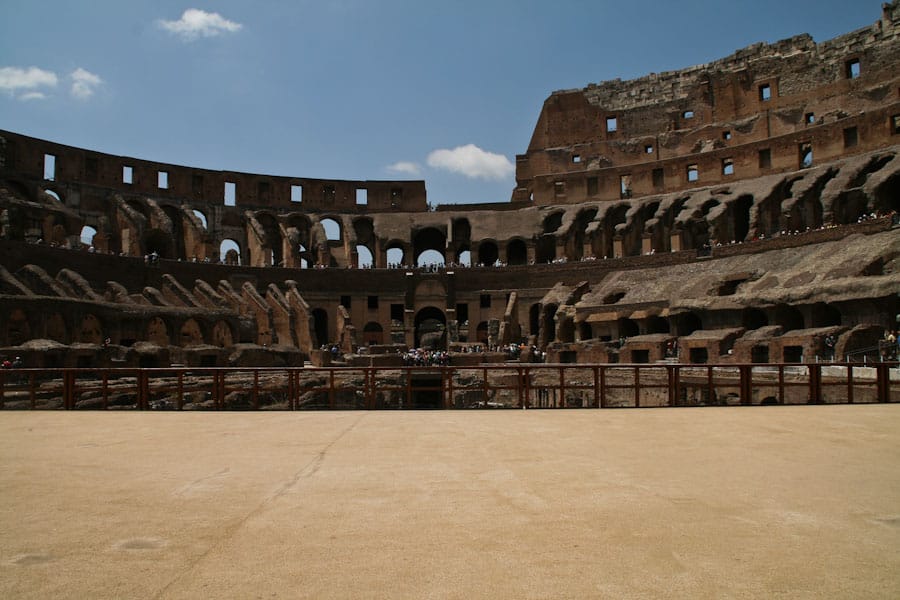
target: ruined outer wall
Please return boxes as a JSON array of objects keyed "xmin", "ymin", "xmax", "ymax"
[
  {"xmin": 515, "ymin": 2, "xmax": 900, "ymax": 205},
  {"xmin": 0, "ymin": 130, "xmax": 427, "ymax": 213}
]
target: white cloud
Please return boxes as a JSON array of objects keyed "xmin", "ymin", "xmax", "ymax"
[
  {"xmin": 0, "ymin": 66, "xmax": 58, "ymax": 99},
  {"xmin": 158, "ymin": 9, "xmax": 243, "ymax": 41},
  {"xmin": 70, "ymin": 68, "xmax": 102, "ymax": 100},
  {"xmin": 386, "ymin": 161, "xmax": 422, "ymax": 177},
  {"xmin": 426, "ymin": 144, "xmax": 514, "ymax": 180},
  {"xmin": 19, "ymin": 91, "xmax": 48, "ymax": 101}
]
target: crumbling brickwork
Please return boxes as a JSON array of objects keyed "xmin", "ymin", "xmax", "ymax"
[{"xmin": 1, "ymin": 2, "xmax": 899, "ymax": 368}]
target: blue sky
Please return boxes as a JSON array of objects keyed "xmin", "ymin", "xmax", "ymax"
[{"xmin": 0, "ymin": 1, "xmax": 880, "ymax": 206}]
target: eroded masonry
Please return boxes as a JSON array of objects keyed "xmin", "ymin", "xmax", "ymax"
[{"xmin": 1, "ymin": 2, "xmax": 899, "ymax": 369}]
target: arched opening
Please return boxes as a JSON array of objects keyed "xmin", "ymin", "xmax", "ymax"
[
  {"xmin": 617, "ymin": 318, "xmax": 640, "ymax": 338},
  {"xmin": 558, "ymin": 316, "xmax": 575, "ymax": 343},
  {"xmin": 298, "ymin": 244, "xmax": 309, "ymax": 269},
  {"xmin": 414, "ymin": 307, "xmax": 446, "ymax": 349},
  {"xmin": 321, "ymin": 218, "xmax": 341, "ymax": 241},
  {"xmin": 312, "ymin": 308, "xmax": 329, "ymax": 346},
  {"xmin": 212, "ymin": 321, "xmax": 233, "ymax": 347},
  {"xmin": 732, "ymin": 194, "xmax": 753, "ymax": 242},
  {"xmin": 362, "ymin": 321, "xmax": 383, "ymax": 346},
  {"xmin": 5, "ymin": 308, "xmax": 31, "ymax": 345},
  {"xmin": 742, "ymin": 308, "xmax": 768, "ymax": 330},
  {"xmin": 674, "ymin": 312, "xmax": 703, "ymax": 336},
  {"xmin": 773, "ymin": 305, "xmax": 804, "ymax": 332},
  {"xmin": 43, "ymin": 188, "xmax": 62, "ymax": 203},
  {"xmin": 256, "ymin": 212, "xmax": 283, "ymax": 266},
  {"xmin": 570, "ymin": 208, "xmax": 598, "ymax": 260},
  {"xmin": 541, "ymin": 304, "xmax": 558, "ymax": 346},
  {"xmin": 80, "ymin": 225, "xmax": 97, "ymax": 247},
  {"xmin": 161, "ymin": 205, "xmax": 186, "ymax": 259},
  {"xmin": 192, "ymin": 210, "xmax": 208, "ymax": 229},
  {"xmin": 457, "ymin": 249, "xmax": 471, "ymax": 267},
  {"xmin": 809, "ymin": 303, "xmax": 841, "ymax": 327},
  {"xmin": 529, "ymin": 303, "xmax": 541, "ymax": 338},
  {"xmin": 356, "ymin": 245, "xmax": 374, "ymax": 268},
  {"xmin": 386, "ymin": 242, "xmax": 405, "ymax": 267},
  {"xmin": 535, "ymin": 235, "xmax": 556, "ymax": 263},
  {"xmin": 542, "ymin": 211, "xmax": 564, "ymax": 233},
  {"xmin": 647, "ymin": 316, "xmax": 670, "ymax": 334},
  {"xmin": 45, "ymin": 313, "xmax": 67, "ymax": 343},
  {"xmin": 477, "ymin": 240, "xmax": 498, "ymax": 266},
  {"xmin": 144, "ymin": 229, "xmax": 173, "ymax": 259},
  {"xmin": 146, "ymin": 317, "xmax": 169, "ymax": 346},
  {"xmin": 79, "ymin": 314, "xmax": 103, "ymax": 344},
  {"xmin": 507, "ymin": 239, "xmax": 528, "ymax": 265},
  {"xmin": 417, "ymin": 249, "xmax": 445, "ymax": 268},
  {"xmin": 413, "ymin": 227, "xmax": 447, "ymax": 266},
  {"xmin": 179, "ymin": 318, "xmax": 204, "ymax": 347},
  {"xmin": 578, "ymin": 321, "xmax": 593, "ymax": 341},
  {"xmin": 220, "ymin": 239, "xmax": 242, "ymax": 265}
]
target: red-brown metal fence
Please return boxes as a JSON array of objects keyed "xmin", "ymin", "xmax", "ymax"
[{"xmin": 0, "ymin": 363, "xmax": 897, "ymax": 410}]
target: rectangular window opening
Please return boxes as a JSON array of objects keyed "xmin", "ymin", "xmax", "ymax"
[
  {"xmin": 356, "ymin": 188, "xmax": 368, "ymax": 205},
  {"xmin": 805, "ymin": 112, "xmax": 815, "ymax": 125},
  {"xmin": 158, "ymin": 171, "xmax": 169, "ymax": 189},
  {"xmin": 846, "ymin": 58, "xmax": 860, "ymax": 79},
  {"xmin": 224, "ymin": 181, "xmax": 236, "ymax": 206},
  {"xmin": 799, "ymin": 142, "xmax": 813, "ymax": 168},
  {"xmin": 553, "ymin": 181, "xmax": 565, "ymax": 197},
  {"xmin": 456, "ymin": 303, "xmax": 469, "ymax": 323},
  {"xmin": 122, "ymin": 165, "xmax": 133, "ymax": 184},
  {"xmin": 291, "ymin": 185, "xmax": 303, "ymax": 203},
  {"xmin": 758, "ymin": 148, "xmax": 772, "ymax": 169},
  {"xmin": 586, "ymin": 176, "xmax": 598, "ymax": 196},
  {"xmin": 722, "ymin": 158, "xmax": 734, "ymax": 176},
  {"xmin": 892, "ymin": 114, "xmax": 900, "ymax": 135},
  {"xmin": 682, "ymin": 110, "xmax": 694, "ymax": 119},
  {"xmin": 652, "ymin": 168, "xmax": 664, "ymax": 189},
  {"xmin": 759, "ymin": 83, "xmax": 771, "ymax": 102},
  {"xmin": 843, "ymin": 126, "xmax": 858, "ymax": 148},
  {"xmin": 340, "ymin": 295, "xmax": 351, "ymax": 309},
  {"xmin": 480, "ymin": 294, "xmax": 491, "ymax": 308},
  {"xmin": 686, "ymin": 164, "xmax": 699, "ymax": 183},
  {"xmin": 43, "ymin": 153, "xmax": 56, "ymax": 181},
  {"xmin": 572, "ymin": 154, "xmax": 581, "ymax": 164},
  {"xmin": 367, "ymin": 295, "xmax": 378, "ymax": 309},
  {"xmin": 390, "ymin": 303, "xmax": 404, "ymax": 322},
  {"xmin": 605, "ymin": 116, "xmax": 617, "ymax": 133},
  {"xmin": 722, "ymin": 131, "xmax": 732, "ymax": 141},
  {"xmin": 619, "ymin": 174, "xmax": 632, "ymax": 199},
  {"xmin": 644, "ymin": 144, "xmax": 654, "ymax": 154}
]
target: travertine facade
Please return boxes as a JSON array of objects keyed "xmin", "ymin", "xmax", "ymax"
[{"xmin": 1, "ymin": 2, "xmax": 899, "ymax": 368}]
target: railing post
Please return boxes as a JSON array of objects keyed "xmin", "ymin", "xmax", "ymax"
[
  {"xmin": 739, "ymin": 365, "xmax": 752, "ymax": 405},
  {"xmin": 599, "ymin": 366, "xmax": 607, "ymax": 408},
  {"xmin": 252, "ymin": 370, "xmax": 259, "ymax": 410},
  {"xmin": 876, "ymin": 364, "xmax": 891, "ymax": 403},
  {"xmin": 667, "ymin": 365, "xmax": 679, "ymax": 407},
  {"xmin": 329, "ymin": 370, "xmax": 336, "ymax": 409},
  {"xmin": 847, "ymin": 365, "xmax": 854, "ymax": 404},
  {"xmin": 634, "ymin": 366, "xmax": 641, "ymax": 408},
  {"xmin": 137, "ymin": 370, "xmax": 150, "ymax": 410},
  {"xmin": 559, "ymin": 366, "xmax": 565, "ymax": 408},
  {"xmin": 63, "ymin": 370, "xmax": 76, "ymax": 410},
  {"xmin": 289, "ymin": 369, "xmax": 296, "ymax": 410},
  {"xmin": 808, "ymin": 364, "xmax": 822, "ymax": 404}
]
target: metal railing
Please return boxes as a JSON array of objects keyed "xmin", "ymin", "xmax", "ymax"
[{"xmin": 0, "ymin": 362, "xmax": 896, "ymax": 410}]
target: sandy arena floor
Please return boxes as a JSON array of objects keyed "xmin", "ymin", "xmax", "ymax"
[{"xmin": 1, "ymin": 406, "xmax": 899, "ymax": 599}]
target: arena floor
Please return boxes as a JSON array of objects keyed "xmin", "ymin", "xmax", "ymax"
[{"xmin": 1, "ymin": 406, "xmax": 899, "ymax": 599}]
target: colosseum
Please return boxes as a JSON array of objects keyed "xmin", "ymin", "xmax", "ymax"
[{"xmin": 1, "ymin": 3, "xmax": 898, "ymax": 389}]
